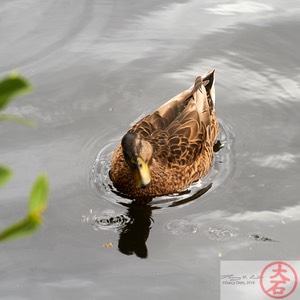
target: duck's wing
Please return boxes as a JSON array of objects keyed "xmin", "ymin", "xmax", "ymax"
[
  {"xmin": 131, "ymin": 88, "xmax": 193, "ymax": 137},
  {"xmin": 132, "ymin": 70, "xmax": 215, "ymax": 132},
  {"xmin": 131, "ymin": 71, "xmax": 217, "ymax": 165},
  {"xmin": 162, "ymin": 75, "xmax": 214, "ymax": 166}
]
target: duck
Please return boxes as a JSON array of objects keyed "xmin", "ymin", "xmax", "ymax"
[{"xmin": 109, "ymin": 70, "xmax": 219, "ymax": 198}]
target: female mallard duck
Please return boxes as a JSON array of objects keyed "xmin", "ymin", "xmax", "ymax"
[{"xmin": 109, "ymin": 70, "xmax": 219, "ymax": 198}]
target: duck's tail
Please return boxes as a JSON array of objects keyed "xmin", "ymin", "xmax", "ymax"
[
  {"xmin": 190, "ymin": 70, "xmax": 215, "ymax": 105},
  {"xmin": 202, "ymin": 70, "xmax": 215, "ymax": 105}
]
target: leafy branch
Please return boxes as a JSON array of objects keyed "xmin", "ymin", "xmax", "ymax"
[
  {"xmin": 0, "ymin": 73, "xmax": 49, "ymax": 242},
  {"xmin": 0, "ymin": 72, "xmax": 36, "ymax": 127},
  {"xmin": 0, "ymin": 175, "xmax": 49, "ymax": 242}
]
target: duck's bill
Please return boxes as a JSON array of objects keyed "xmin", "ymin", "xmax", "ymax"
[{"xmin": 134, "ymin": 157, "xmax": 151, "ymax": 189}]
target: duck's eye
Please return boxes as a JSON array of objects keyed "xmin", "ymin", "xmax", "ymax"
[{"xmin": 139, "ymin": 163, "xmax": 143, "ymax": 168}]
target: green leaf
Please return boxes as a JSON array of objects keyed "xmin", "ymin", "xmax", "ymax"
[
  {"xmin": 28, "ymin": 174, "xmax": 49, "ymax": 214},
  {"xmin": 0, "ymin": 213, "xmax": 41, "ymax": 242},
  {"xmin": 0, "ymin": 73, "xmax": 32, "ymax": 111},
  {"xmin": 0, "ymin": 165, "xmax": 12, "ymax": 187},
  {"xmin": 0, "ymin": 113, "xmax": 36, "ymax": 127},
  {"xmin": 0, "ymin": 175, "xmax": 49, "ymax": 243}
]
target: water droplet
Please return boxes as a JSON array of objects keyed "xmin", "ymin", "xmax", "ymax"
[
  {"xmin": 83, "ymin": 210, "xmax": 131, "ymax": 232},
  {"xmin": 204, "ymin": 225, "xmax": 239, "ymax": 241},
  {"xmin": 164, "ymin": 219, "xmax": 198, "ymax": 235}
]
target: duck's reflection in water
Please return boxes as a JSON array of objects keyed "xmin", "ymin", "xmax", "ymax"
[
  {"xmin": 117, "ymin": 183, "xmax": 212, "ymax": 258},
  {"xmin": 118, "ymin": 204, "xmax": 153, "ymax": 258}
]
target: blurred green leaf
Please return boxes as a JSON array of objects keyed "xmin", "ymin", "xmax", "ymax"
[
  {"xmin": 0, "ymin": 165, "xmax": 12, "ymax": 187},
  {"xmin": 28, "ymin": 174, "xmax": 49, "ymax": 214},
  {"xmin": 0, "ymin": 174, "xmax": 49, "ymax": 243},
  {"xmin": 0, "ymin": 113, "xmax": 36, "ymax": 127},
  {"xmin": 0, "ymin": 73, "xmax": 32, "ymax": 111},
  {"xmin": 0, "ymin": 74, "xmax": 48, "ymax": 243},
  {"xmin": 0, "ymin": 213, "xmax": 41, "ymax": 242}
]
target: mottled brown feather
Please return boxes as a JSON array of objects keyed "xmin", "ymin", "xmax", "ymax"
[{"xmin": 109, "ymin": 70, "xmax": 219, "ymax": 198}]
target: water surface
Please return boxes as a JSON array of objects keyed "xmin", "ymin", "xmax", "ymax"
[{"xmin": 1, "ymin": 0, "xmax": 300, "ymax": 299}]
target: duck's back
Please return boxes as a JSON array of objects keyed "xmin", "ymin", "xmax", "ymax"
[{"xmin": 131, "ymin": 71, "xmax": 219, "ymax": 173}]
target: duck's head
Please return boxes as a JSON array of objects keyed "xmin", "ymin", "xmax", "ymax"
[{"xmin": 121, "ymin": 131, "xmax": 153, "ymax": 189}]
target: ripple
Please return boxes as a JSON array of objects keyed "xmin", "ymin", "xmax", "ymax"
[
  {"xmin": 0, "ymin": 1, "xmax": 94, "ymax": 72},
  {"xmin": 164, "ymin": 219, "xmax": 198, "ymax": 235},
  {"xmin": 90, "ymin": 139, "xmax": 126, "ymax": 205},
  {"xmin": 204, "ymin": 225, "xmax": 239, "ymax": 241},
  {"xmin": 82, "ymin": 209, "xmax": 131, "ymax": 232},
  {"xmin": 90, "ymin": 118, "xmax": 235, "ymax": 208}
]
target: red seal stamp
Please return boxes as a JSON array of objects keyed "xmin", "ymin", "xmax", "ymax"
[{"xmin": 260, "ymin": 261, "xmax": 298, "ymax": 299}]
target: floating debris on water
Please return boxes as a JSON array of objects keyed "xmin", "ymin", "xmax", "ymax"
[{"xmin": 249, "ymin": 234, "xmax": 277, "ymax": 242}]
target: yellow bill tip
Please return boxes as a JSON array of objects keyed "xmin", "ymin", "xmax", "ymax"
[{"xmin": 134, "ymin": 157, "xmax": 151, "ymax": 188}]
